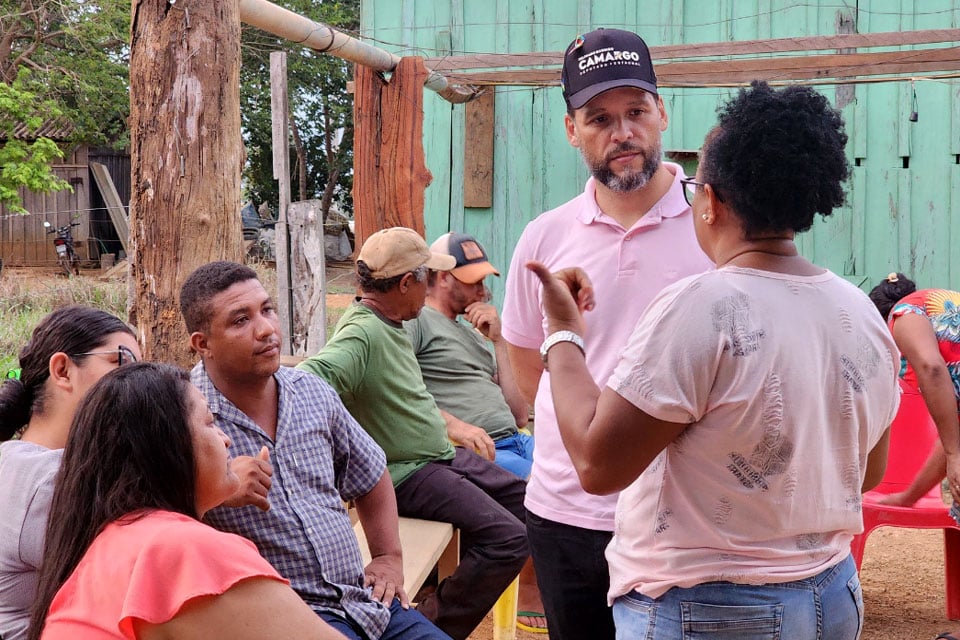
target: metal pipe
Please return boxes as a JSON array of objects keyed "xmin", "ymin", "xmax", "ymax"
[{"xmin": 237, "ymin": 0, "xmax": 478, "ymax": 103}]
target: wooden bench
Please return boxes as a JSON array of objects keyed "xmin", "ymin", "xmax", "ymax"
[
  {"xmin": 353, "ymin": 516, "xmax": 459, "ymax": 598},
  {"xmin": 353, "ymin": 517, "xmax": 517, "ymax": 639}
]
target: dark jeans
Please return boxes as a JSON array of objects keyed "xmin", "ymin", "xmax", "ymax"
[
  {"xmin": 394, "ymin": 448, "xmax": 528, "ymax": 640},
  {"xmin": 526, "ymin": 509, "xmax": 616, "ymax": 640},
  {"xmin": 320, "ymin": 599, "xmax": 451, "ymax": 640}
]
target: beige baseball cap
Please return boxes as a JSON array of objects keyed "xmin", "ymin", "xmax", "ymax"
[{"xmin": 357, "ymin": 227, "xmax": 456, "ymax": 278}]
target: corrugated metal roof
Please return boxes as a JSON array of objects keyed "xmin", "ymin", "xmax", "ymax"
[{"xmin": 2, "ymin": 117, "xmax": 75, "ymax": 141}]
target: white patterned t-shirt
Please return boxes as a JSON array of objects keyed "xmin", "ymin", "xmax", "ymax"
[{"xmin": 605, "ymin": 266, "xmax": 900, "ymax": 601}]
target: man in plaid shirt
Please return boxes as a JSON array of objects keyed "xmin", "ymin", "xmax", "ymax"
[{"xmin": 180, "ymin": 260, "xmax": 449, "ymax": 640}]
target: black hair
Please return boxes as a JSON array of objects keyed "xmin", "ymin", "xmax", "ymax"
[
  {"xmin": 356, "ymin": 261, "xmax": 427, "ymax": 294},
  {"xmin": 179, "ymin": 261, "xmax": 259, "ymax": 333},
  {"xmin": 700, "ymin": 81, "xmax": 850, "ymax": 238},
  {"xmin": 27, "ymin": 363, "xmax": 197, "ymax": 640},
  {"xmin": 868, "ymin": 273, "xmax": 917, "ymax": 320},
  {"xmin": 0, "ymin": 306, "xmax": 134, "ymax": 440}
]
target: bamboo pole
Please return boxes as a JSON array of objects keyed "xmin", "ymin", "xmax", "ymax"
[{"xmin": 237, "ymin": 0, "xmax": 478, "ymax": 103}]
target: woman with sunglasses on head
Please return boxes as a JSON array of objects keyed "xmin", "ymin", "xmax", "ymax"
[
  {"xmin": 27, "ymin": 363, "xmax": 344, "ymax": 640},
  {"xmin": 0, "ymin": 306, "xmax": 141, "ymax": 640},
  {"xmin": 528, "ymin": 82, "xmax": 900, "ymax": 638}
]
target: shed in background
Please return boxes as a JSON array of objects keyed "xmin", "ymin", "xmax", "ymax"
[
  {"xmin": 360, "ymin": 0, "xmax": 960, "ymax": 299},
  {"xmin": 0, "ymin": 138, "xmax": 129, "ymax": 268}
]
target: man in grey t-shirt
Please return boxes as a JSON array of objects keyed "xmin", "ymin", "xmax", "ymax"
[{"xmin": 405, "ymin": 232, "xmax": 532, "ymax": 479}]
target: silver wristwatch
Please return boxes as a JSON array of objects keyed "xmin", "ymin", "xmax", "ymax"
[{"xmin": 540, "ymin": 330, "xmax": 585, "ymax": 370}]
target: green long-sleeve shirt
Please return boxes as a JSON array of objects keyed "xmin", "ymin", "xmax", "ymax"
[{"xmin": 298, "ymin": 302, "xmax": 455, "ymax": 487}]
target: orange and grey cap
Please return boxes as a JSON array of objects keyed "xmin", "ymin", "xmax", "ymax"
[
  {"xmin": 430, "ymin": 232, "xmax": 500, "ymax": 284},
  {"xmin": 357, "ymin": 227, "xmax": 456, "ymax": 279}
]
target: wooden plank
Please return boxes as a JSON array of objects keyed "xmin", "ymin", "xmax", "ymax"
[
  {"xmin": 271, "ymin": 51, "xmax": 293, "ymax": 355},
  {"xmin": 463, "ymin": 90, "xmax": 495, "ymax": 208},
  {"xmin": 354, "ymin": 517, "xmax": 458, "ymax": 596},
  {"xmin": 353, "ymin": 57, "xmax": 431, "ymax": 248},
  {"xmin": 288, "ymin": 199, "xmax": 327, "ymax": 356},
  {"xmin": 89, "ymin": 162, "xmax": 129, "ymax": 253},
  {"xmin": 442, "ymin": 46, "xmax": 960, "ymax": 87},
  {"xmin": 424, "ymin": 28, "xmax": 960, "ymax": 71}
]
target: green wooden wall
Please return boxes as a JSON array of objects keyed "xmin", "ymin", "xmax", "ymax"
[{"xmin": 361, "ymin": 0, "xmax": 960, "ymax": 302}]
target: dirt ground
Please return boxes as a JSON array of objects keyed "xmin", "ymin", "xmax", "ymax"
[{"xmin": 4, "ymin": 266, "xmax": 955, "ymax": 640}]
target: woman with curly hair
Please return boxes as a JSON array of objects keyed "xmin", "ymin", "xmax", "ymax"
[
  {"xmin": 28, "ymin": 362, "xmax": 344, "ymax": 640},
  {"xmin": 0, "ymin": 306, "xmax": 140, "ymax": 640},
  {"xmin": 528, "ymin": 81, "xmax": 900, "ymax": 638}
]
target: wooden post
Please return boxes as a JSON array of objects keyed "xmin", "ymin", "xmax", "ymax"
[
  {"xmin": 463, "ymin": 89, "xmax": 495, "ymax": 208},
  {"xmin": 352, "ymin": 57, "xmax": 432, "ymax": 247},
  {"xmin": 129, "ymin": 0, "xmax": 243, "ymax": 366},
  {"xmin": 271, "ymin": 51, "xmax": 294, "ymax": 354},
  {"xmin": 288, "ymin": 199, "xmax": 327, "ymax": 355}
]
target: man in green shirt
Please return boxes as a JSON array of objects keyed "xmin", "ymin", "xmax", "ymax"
[{"xmin": 298, "ymin": 227, "xmax": 528, "ymax": 640}]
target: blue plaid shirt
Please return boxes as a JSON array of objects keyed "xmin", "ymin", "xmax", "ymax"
[{"xmin": 193, "ymin": 364, "xmax": 391, "ymax": 638}]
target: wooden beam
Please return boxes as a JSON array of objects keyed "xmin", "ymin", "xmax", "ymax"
[
  {"xmin": 89, "ymin": 162, "xmax": 129, "ymax": 253},
  {"xmin": 442, "ymin": 46, "xmax": 960, "ymax": 87},
  {"xmin": 271, "ymin": 51, "xmax": 294, "ymax": 355},
  {"xmin": 425, "ymin": 28, "xmax": 960, "ymax": 72},
  {"xmin": 463, "ymin": 90, "xmax": 495, "ymax": 208},
  {"xmin": 353, "ymin": 57, "xmax": 432, "ymax": 248}
]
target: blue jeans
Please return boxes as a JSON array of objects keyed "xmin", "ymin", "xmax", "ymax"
[
  {"xmin": 320, "ymin": 599, "xmax": 451, "ymax": 640},
  {"xmin": 612, "ymin": 555, "xmax": 863, "ymax": 640},
  {"xmin": 494, "ymin": 432, "xmax": 534, "ymax": 479}
]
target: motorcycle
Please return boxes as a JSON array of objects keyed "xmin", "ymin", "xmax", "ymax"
[{"xmin": 43, "ymin": 220, "xmax": 82, "ymax": 276}]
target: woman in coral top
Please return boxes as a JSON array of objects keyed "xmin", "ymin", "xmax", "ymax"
[{"xmin": 27, "ymin": 363, "xmax": 344, "ymax": 640}]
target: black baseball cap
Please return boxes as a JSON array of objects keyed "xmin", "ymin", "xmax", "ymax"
[
  {"xmin": 430, "ymin": 232, "xmax": 499, "ymax": 284},
  {"xmin": 561, "ymin": 28, "xmax": 658, "ymax": 110}
]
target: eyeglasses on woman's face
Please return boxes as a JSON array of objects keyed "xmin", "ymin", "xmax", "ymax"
[
  {"xmin": 72, "ymin": 344, "xmax": 139, "ymax": 367},
  {"xmin": 680, "ymin": 177, "xmax": 708, "ymax": 207},
  {"xmin": 680, "ymin": 177, "xmax": 726, "ymax": 208}
]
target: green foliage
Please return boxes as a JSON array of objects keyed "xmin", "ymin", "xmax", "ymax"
[
  {"xmin": 0, "ymin": 78, "xmax": 71, "ymax": 213},
  {"xmin": 0, "ymin": 0, "xmax": 129, "ymax": 212},
  {"xmin": 0, "ymin": 0, "xmax": 130, "ymax": 149},
  {"xmin": 240, "ymin": 0, "xmax": 358, "ymax": 217}
]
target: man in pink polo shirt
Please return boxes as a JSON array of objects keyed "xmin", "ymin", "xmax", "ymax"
[{"xmin": 501, "ymin": 28, "xmax": 713, "ymax": 640}]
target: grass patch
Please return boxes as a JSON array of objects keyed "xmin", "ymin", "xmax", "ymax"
[
  {"xmin": 1, "ymin": 261, "xmax": 345, "ymax": 373},
  {"xmin": 0, "ymin": 275, "xmax": 127, "ymax": 375}
]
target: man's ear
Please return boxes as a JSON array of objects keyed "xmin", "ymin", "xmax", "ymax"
[
  {"xmin": 656, "ymin": 95, "xmax": 669, "ymax": 132},
  {"xmin": 190, "ymin": 331, "xmax": 209, "ymax": 357},
  {"xmin": 564, "ymin": 112, "xmax": 580, "ymax": 148},
  {"xmin": 398, "ymin": 272, "xmax": 415, "ymax": 293}
]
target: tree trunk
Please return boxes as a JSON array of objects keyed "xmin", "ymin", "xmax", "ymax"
[
  {"xmin": 290, "ymin": 110, "xmax": 307, "ymax": 202},
  {"xmin": 129, "ymin": 0, "xmax": 243, "ymax": 367},
  {"xmin": 353, "ymin": 57, "xmax": 431, "ymax": 248}
]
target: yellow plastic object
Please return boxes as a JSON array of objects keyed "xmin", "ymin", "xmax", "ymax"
[{"xmin": 492, "ymin": 576, "xmax": 519, "ymax": 640}]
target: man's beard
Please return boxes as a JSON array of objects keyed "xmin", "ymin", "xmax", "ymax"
[{"xmin": 584, "ymin": 140, "xmax": 662, "ymax": 193}]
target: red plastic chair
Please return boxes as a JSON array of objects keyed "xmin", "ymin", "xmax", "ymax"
[{"xmin": 851, "ymin": 381, "xmax": 960, "ymax": 619}]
